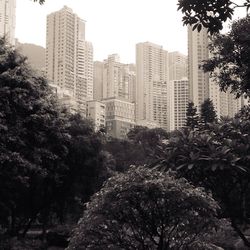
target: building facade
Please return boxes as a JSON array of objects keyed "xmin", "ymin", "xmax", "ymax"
[
  {"xmin": 93, "ymin": 55, "xmax": 136, "ymax": 103},
  {"xmin": 102, "ymin": 54, "xmax": 135, "ymax": 101},
  {"xmin": 50, "ymin": 84, "xmax": 78, "ymax": 113},
  {"xmin": 188, "ymin": 26, "xmax": 209, "ymax": 110},
  {"xmin": 169, "ymin": 51, "xmax": 187, "ymax": 81},
  {"xmin": 0, "ymin": 0, "xmax": 15, "ymax": 45},
  {"xmin": 209, "ymin": 80, "xmax": 244, "ymax": 118},
  {"xmin": 136, "ymin": 42, "xmax": 169, "ymax": 129},
  {"xmin": 93, "ymin": 61, "xmax": 104, "ymax": 101},
  {"xmin": 147, "ymin": 81, "xmax": 169, "ymax": 130},
  {"xmin": 188, "ymin": 26, "xmax": 246, "ymax": 118},
  {"xmin": 102, "ymin": 97, "xmax": 135, "ymax": 139},
  {"xmin": 169, "ymin": 78, "xmax": 189, "ymax": 131},
  {"xmin": 86, "ymin": 100, "xmax": 106, "ymax": 131},
  {"xmin": 46, "ymin": 6, "xmax": 93, "ymax": 115}
]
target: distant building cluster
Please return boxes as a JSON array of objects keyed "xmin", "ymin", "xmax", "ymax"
[{"xmin": 1, "ymin": 2, "xmax": 246, "ymax": 139}]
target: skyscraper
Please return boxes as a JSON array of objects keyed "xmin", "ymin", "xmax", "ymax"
[
  {"xmin": 136, "ymin": 42, "xmax": 169, "ymax": 128},
  {"xmin": 93, "ymin": 54, "xmax": 136, "ymax": 102},
  {"xmin": 103, "ymin": 54, "xmax": 123, "ymax": 98},
  {"xmin": 147, "ymin": 80, "xmax": 169, "ymax": 130},
  {"xmin": 169, "ymin": 51, "xmax": 187, "ymax": 81},
  {"xmin": 103, "ymin": 54, "xmax": 135, "ymax": 101},
  {"xmin": 93, "ymin": 61, "xmax": 104, "ymax": 101},
  {"xmin": 188, "ymin": 26, "xmax": 209, "ymax": 110},
  {"xmin": 0, "ymin": 0, "xmax": 16, "ymax": 45},
  {"xmin": 210, "ymin": 80, "xmax": 244, "ymax": 118},
  {"xmin": 169, "ymin": 78, "xmax": 189, "ymax": 131},
  {"xmin": 188, "ymin": 26, "xmax": 244, "ymax": 118},
  {"xmin": 46, "ymin": 6, "xmax": 93, "ymax": 114}
]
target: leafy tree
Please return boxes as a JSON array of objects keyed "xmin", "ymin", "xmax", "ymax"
[
  {"xmin": 186, "ymin": 101, "xmax": 199, "ymax": 130},
  {"xmin": 200, "ymin": 99, "xmax": 217, "ymax": 128},
  {"xmin": 127, "ymin": 126, "xmax": 168, "ymax": 159},
  {"xmin": 33, "ymin": 0, "xmax": 45, "ymax": 4},
  {"xmin": 49, "ymin": 114, "xmax": 108, "ymax": 224},
  {"xmin": 68, "ymin": 166, "xmax": 219, "ymax": 250},
  {"xmin": 104, "ymin": 138, "xmax": 146, "ymax": 172},
  {"xmin": 156, "ymin": 107, "xmax": 250, "ymax": 246},
  {"xmin": 0, "ymin": 38, "xmax": 67, "ymax": 236},
  {"xmin": 0, "ymin": 39, "xmax": 106, "ymax": 237},
  {"xmin": 126, "ymin": 125, "xmax": 148, "ymax": 141},
  {"xmin": 177, "ymin": 0, "xmax": 250, "ymax": 34},
  {"xmin": 203, "ymin": 17, "xmax": 250, "ymax": 98}
]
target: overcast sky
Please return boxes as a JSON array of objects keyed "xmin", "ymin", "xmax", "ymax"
[{"xmin": 16, "ymin": 0, "xmax": 187, "ymax": 63}]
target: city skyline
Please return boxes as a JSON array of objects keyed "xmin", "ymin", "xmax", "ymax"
[
  {"xmin": 16, "ymin": 0, "xmax": 187, "ymax": 63},
  {"xmin": 13, "ymin": 0, "xmax": 246, "ymax": 136}
]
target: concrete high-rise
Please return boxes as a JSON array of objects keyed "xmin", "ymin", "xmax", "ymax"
[
  {"xmin": 93, "ymin": 54, "xmax": 136, "ymax": 102},
  {"xmin": 0, "ymin": 0, "xmax": 16, "ymax": 45},
  {"xmin": 136, "ymin": 42, "xmax": 169, "ymax": 129},
  {"xmin": 169, "ymin": 51, "xmax": 187, "ymax": 81},
  {"xmin": 103, "ymin": 54, "xmax": 123, "ymax": 98},
  {"xmin": 86, "ymin": 100, "xmax": 106, "ymax": 131},
  {"xmin": 103, "ymin": 54, "xmax": 135, "ymax": 101},
  {"xmin": 148, "ymin": 80, "xmax": 169, "ymax": 130},
  {"xmin": 46, "ymin": 6, "xmax": 93, "ymax": 114},
  {"xmin": 188, "ymin": 26, "xmax": 209, "ymax": 110},
  {"xmin": 169, "ymin": 78, "xmax": 189, "ymax": 131},
  {"xmin": 210, "ymin": 80, "xmax": 244, "ymax": 118},
  {"xmin": 102, "ymin": 97, "xmax": 135, "ymax": 139},
  {"xmin": 93, "ymin": 61, "xmax": 104, "ymax": 101}
]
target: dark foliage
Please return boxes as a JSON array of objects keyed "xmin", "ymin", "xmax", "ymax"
[
  {"xmin": 186, "ymin": 101, "xmax": 199, "ymax": 130},
  {"xmin": 33, "ymin": 0, "xmax": 45, "ymax": 4},
  {"xmin": 177, "ymin": 0, "xmax": 250, "ymax": 34},
  {"xmin": 203, "ymin": 17, "xmax": 250, "ymax": 98},
  {"xmin": 156, "ymin": 105, "xmax": 250, "ymax": 246},
  {"xmin": 0, "ymin": 39, "xmax": 106, "ymax": 238},
  {"xmin": 200, "ymin": 99, "xmax": 217, "ymax": 128},
  {"xmin": 68, "ymin": 167, "xmax": 219, "ymax": 250}
]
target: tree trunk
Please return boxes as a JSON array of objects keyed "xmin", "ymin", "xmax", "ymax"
[
  {"xmin": 231, "ymin": 220, "xmax": 250, "ymax": 247},
  {"xmin": 21, "ymin": 217, "xmax": 35, "ymax": 238}
]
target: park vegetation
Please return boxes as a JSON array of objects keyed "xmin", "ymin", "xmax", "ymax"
[{"xmin": 1, "ymin": 0, "xmax": 250, "ymax": 249}]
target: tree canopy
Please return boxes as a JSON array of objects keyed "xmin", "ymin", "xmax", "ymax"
[
  {"xmin": 33, "ymin": 0, "xmax": 45, "ymax": 4},
  {"xmin": 186, "ymin": 101, "xmax": 199, "ymax": 130},
  {"xmin": 68, "ymin": 167, "xmax": 219, "ymax": 250},
  {"xmin": 156, "ymin": 105, "xmax": 250, "ymax": 246},
  {"xmin": 200, "ymin": 99, "xmax": 217, "ymax": 127},
  {"xmin": 177, "ymin": 0, "xmax": 250, "ymax": 34},
  {"xmin": 203, "ymin": 17, "xmax": 250, "ymax": 97},
  {"xmin": 0, "ymin": 39, "xmax": 106, "ymax": 237}
]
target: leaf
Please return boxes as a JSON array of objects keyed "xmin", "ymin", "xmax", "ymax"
[{"xmin": 197, "ymin": 24, "xmax": 202, "ymax": 32}]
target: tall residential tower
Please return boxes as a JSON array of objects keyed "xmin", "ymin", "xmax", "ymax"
[
  {"xmin": 46, "ymin": 6, "xmax": 93, "ymax": 114},
  {"xmin": 188, "ymin": 26, "xmax": 209, "ymax": 110},
  {"xmin": 0, "ymin": 0, "xmax": 16, "ymax": 45},
  {"xmin": 169, "ymin": 51, "xmax": 187, "ymax": 81},
  {"xmin": 136, "ymin": 42, "xmax": 169, "ymax": 130}
]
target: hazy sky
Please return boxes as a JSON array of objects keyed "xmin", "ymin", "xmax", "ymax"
[{"xmin": 16, "ymin": 0, "xmax": 187, "ymax": 63}]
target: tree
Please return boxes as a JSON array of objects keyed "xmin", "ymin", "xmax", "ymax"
[
  {"xmin": 156, "ymin": 108, "xmax": 250, "ymax": 246},
  {"xmin": 0, "ymin": 38, "xmax": 67, "ymax": 236},
  {"xmin": 127, "ymin": 126, "xmax": 169, "ymax": 159},
  {"xmin": 68, "ymin": 166, "xmax": 219, "ymax": 250},
  {"xmin": 104, "ymin": 137, "xmax": 146, "ymax": 172},
  {"xmin": 177, "ymin": 0, "xmax": 250, "ymax": 34},
  {"xmin": 33, "ymin": 0, "xmax": 45, "ymax": 4},
  {"xmin": 200, "ymin": 99, "xmax": 217, "ymax": 128},
  {"xmin": 203, "ymin": 17, "xmax": 250, "ymax": 98},
  {"xmin": 186, "ymin": 101, "xmax": 199, "ymax": 130},
  {"xmin": 0, "ymin": 39, "xmax": 107, "ymax": 238}
]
